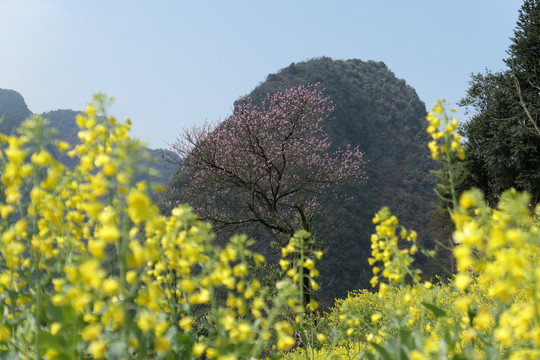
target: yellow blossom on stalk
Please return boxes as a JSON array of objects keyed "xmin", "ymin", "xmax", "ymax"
[
  {"xmin": 428, "ymin": 141, "xmax": 439, "ymax": 159},
  {"xmin": 307, "ymin": 299, "xmax": 319, "ymax": 310},
  {"xmin": 276, "ymin": 329, "xmax": 295, "ymax": 350},
  {"xmin": 426, "ymin": 100, "xmax": 465, "ymax": 160},
  {"xmin": 455, "ymin": 296, "xmax": 472, "ymax": 312},
  {"xmin": 303, "ymin": 258, "xmax": 315, "ymax": 270},
  {"xmin": 371, "ymin": 312, "xmax": 382, "ymax": 324},
  {"xmin": 50, "ymin": 322, "xmax": 62, "ymax": 336},
  {"xmin": 137, "ymin": 310, "xmax": 156, "ymax": 332},
  {"xmin": 102, "ymin": 278, "xmax": 120, "ymax": 294},
  {"xmin": 127, "ymin": 188, "xmax": 151, "ymax": 225},
  {"xmin": 181, "ymin": 278, "xmax": 196, "ymax": 293},
  {"xmin": 253, "ymin": 253, "xmax": 265, "ymax": 264},
  {"xmin": 454, "ymin": 273, "xmax": 472, "ymax": 291},
  {"xmin": 233, "ymin": 263, "xmax": 248, "ymax": 277},
  {"xmin": 178, "ymin": 316, "xmax": 193, "ymax": 332},
  {"xmin": 44, "ymin": 349, "xmax": 58, "ymax": 359},
  {"xmin": 474, "ymin": 307, "xmax": 492, "ymax": 330},
  {"xmin": 369, "ymin": 207, "xmax": 421, "ymax": 287},
  {"xmin": 0, "ymin": 325, "xmax": 10, "ymax": 342},
  {"xmin": 153, "ymin": 335, "xmax": 170, "ymax": 353},
  {"xmin": 82, "ymin": 323, "xmax": 102, "ymax": 341},
  {"xmin": 410, "ymin": 350, "xmax": 426, "ymax": 360},
  {"xmin": 0, "ymin": 204, "xmax": 14, "ymax": 219},
  {"xmin": 125, "ymin": 270, "xmax": 137, "ymax": 284},
  {"xmin": 193, "ymin": 343, "xmax": 206, "ymax": 356},
  {"xmin": 315, "ymin": 333, "xmax": 327, "ymax": 343},
  {"xmin": 206, "ymin": 348, "xmax": 218, "ymax": 359},
  {"xmin": 87, "ymin": 340, "xmax": 106, "ymax": 359},
  {"xmin": 31, "ymin": 150, "xmax": 52, "ymax": 166},
  {"xmin": 79, "ymin": 259, "xmax": 103, "ymax": 289}
]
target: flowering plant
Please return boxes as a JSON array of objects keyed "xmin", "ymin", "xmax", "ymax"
[
  {"xmin": 0, "ymin": 94, "xmax": 321, "ymax": 359},
  {"xmin": 285, "ymin": 101, "xmax": 540, "ymax": 360}
]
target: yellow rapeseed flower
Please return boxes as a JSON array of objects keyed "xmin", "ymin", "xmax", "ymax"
[
  {"xmin": 82, "ymin": 323, "xmax": 102, "ymax": 341},
  {"xmin": 454, "ymin": 273, "xmax": 472, "ymax": 291},
  {"xmin": 153, "ymin": 335, "xmax": 170, "ymax": 353},
  {"xmin": 0, "ymin": 325, "xmax": 10, "ymax": 342},
  {"xmin": 102, "ymin": 278, "xmax": 120, "ymax": 294},
  {"xmin": 127, "ymin": 189, "xmax": 151, "ymax": 225},
  {"xmin": 277, "ymin": 334, "xmax": 295, "ymax": 351},
  {"xmin": 31, "ymin": 150, "xmax": 52, "ymax": 166},
  {"xmin": 50, "ymin": 322, "xmax": 62, "ymax": 335},
  {"xmin": 193, "ymin": 343, "xmax": 206, "ymax": 356},
  {"xmin": 126, "ymin": 270, "xmax": 137, "ymax": 284},
  {"xmin": 410, "ymin": 350, "xmax": 427, "ymax": 360},
  {"xmin": 178, "ymin": 316, "xmax": 193, "ymax": 332},
  {"xmin": 137, "ymin": 310, "xmax": 156, "ymax": 332},
  {"xmin": 88, "ymin": 340, "xmax": 106, "ymax": 359}
]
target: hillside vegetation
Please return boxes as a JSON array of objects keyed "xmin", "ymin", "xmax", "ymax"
[{"xmin": 164, "ymin": 57, "xmax": 437, "ymax": 302}]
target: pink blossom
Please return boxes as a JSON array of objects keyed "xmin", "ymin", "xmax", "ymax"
[{"xmin": 172, "ymin": 84, "xmax": 367, "ymax": 242}]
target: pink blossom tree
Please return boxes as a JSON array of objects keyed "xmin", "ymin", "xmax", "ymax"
[
  {"xmin": 172, "ymin": 84, "xmax": 367, "ymax": 309},
  {"xmin": 172, "ymin": 84, "xmax": 367, "ymax": 246}
]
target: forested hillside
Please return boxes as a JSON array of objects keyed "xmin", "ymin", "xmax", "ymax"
[
  {"xmin": 164, "ymin": 58, "xmax": 437, "ymax": 302},
  {"xmin": 252, "ymin": 58, "xmax": 437, "ymax": 300}
]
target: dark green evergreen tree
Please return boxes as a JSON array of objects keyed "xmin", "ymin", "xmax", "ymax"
[{"xmin": 460, "ymin": 0, "xmax": 540, "ymax": 205}]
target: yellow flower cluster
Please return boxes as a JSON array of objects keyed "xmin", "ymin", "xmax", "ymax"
[
  {"xmin": 0, "ymin": 94, "xmax": 320, "ymax": 359},
  {"xmin": 284, "ymin": 102, "xmax": 540, "ymax": 360},
  {"xmin": 452, "ymin": 189, "xmax": 540, "ymax": 349},
  {"xmin": 426, "ymin": 100, "xmax": 465, "ymax": 160},
  {"xmin": 369, "ymin": 207, "xmax": 420, "ymax": 288},
  {"xmin": 276, "ymin": 230, "xmax": 323, "ymax": 351},
  {"xmin": 284, "ymin": 188, "xmax": 539, "ymax": 359}
]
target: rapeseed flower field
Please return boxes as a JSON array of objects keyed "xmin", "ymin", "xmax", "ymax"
[{"xmin": 0, "ymin": 96, "xmax": 538, "ymax": 359}]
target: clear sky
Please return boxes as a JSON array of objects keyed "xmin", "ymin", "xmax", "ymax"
[{"xmin": 0, "ymin": 0, "xmax": 524, "ymax": 149}]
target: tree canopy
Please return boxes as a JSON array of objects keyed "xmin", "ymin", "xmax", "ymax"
[
  {"xmin": 172, "ymin": 84, "xmax": 367, "ymax": 245},
  {"xmin": 460, "ymin": 0, "xmax": 540, "ymax": 205}
]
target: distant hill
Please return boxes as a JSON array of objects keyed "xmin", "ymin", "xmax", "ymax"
[
  {"xmin": 250, "ymin": 58, "xmax": 437, "ymax": 300},
  {"xmin": 163, "ymin": 57, "xmax": 438, "ymax": 303},
  {"xmin": 0, "ymin": 89, "xmax": 32, "ymax": 135},
  {"xmin": 0, "ymin": 89, "xmax": 178, "ymax": 185},
  {"xmin": 0, "ymin": 88, "xmax": 31, "ymax": 118}
]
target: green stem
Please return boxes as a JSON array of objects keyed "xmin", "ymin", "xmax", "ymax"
[
  {"xmin": 297, "ymin": 235, "xmax": 311, "ymax": 360},
  {"xmin": 418, "ymin": 242, "xmax": 453, "ymax": 278},
  {"xmin": 35, "ymin": 255, "xmax": 42, "ymax": 360},
  {"xmin": 117, "ymin": 211, "xmax": 130, "ymax": 359},
  {"xmin": 249, "ymin": 291, "xmax": 288, "ymax": 358},
  {"xmin": 442, "ymin": 114, "xmax": 458, "ymax": 211},
  {"xmin": 32, "ymin": 123, "xmax": 43, "ymax": 360}
]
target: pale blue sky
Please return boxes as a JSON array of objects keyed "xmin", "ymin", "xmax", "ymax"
[{"xmin": 0, "ymin": 0, "xmax": 523, "ymax": 148}]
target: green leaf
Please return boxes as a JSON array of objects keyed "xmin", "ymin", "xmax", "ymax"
[
  {"xmin": 358, "ymin": 350, "xmax": 375, "ymax": 360},
  {"xmin": 45, "ymin": 302, "xmax": 64, "ymax": 322},
  {"xmin": 421, "ymin": 301, "xmax": 447, "ymax": 318},
  {"xmin": 38, "ymin": 330, "xmax": 64, "ymax": 352},
  {"xmin": 370, "ymin": 342, "xmax": 392, "ymax": 360},
  {"xmin": 52, "ymin": 353, "xmax": 71, "ymax": 360},
  {"xmin": 399, "ymin": 329, "xmax": 413, "ymax": 348}
]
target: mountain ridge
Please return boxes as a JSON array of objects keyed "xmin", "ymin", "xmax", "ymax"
[{"xmin": 0, "ymin": 88, "xmax": 178, "ymax": 185}]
